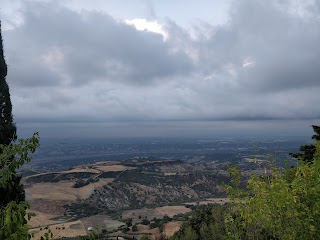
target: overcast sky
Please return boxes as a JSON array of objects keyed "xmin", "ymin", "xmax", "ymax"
[{"xmin": 1, "ymin": 0, "xmax": 319, "ymax": 139}]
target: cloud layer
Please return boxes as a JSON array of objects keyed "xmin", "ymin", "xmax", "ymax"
[{"xmin": 1, "ymin": 0, "xmax": 320, "ymax": 137}]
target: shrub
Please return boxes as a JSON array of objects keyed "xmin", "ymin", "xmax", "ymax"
[
  {"xmin": 141, "ymin": 219, "xmax": 150, "ymax": 225},
  {"xmin": 225, "ymin": 141, "xmax": 320, "ymax": 239}
]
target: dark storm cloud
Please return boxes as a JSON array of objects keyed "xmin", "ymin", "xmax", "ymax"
[
  {"xmin": 201, "ymin": 0, "xmax": 320, "ymax": 93},
  {"xmin": 5, "ymin": 1, "xmax": 193, "ymax": 87}
]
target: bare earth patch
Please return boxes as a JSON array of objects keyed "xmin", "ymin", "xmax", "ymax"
[
  {"xmin": 62, "ymin": 168, "xmax": 101, "ymax": 174},
  {"xmin": 164, "ymin": 173, "xmax": 177, "ymax": 176},
  {"xmin": 136, "ymin": 224, "xmax": 160, "ymax": 238},
  {"xmin": 29, "ymin": 199, "xmax": 70, "ymax": 215},
  {"xmin": 155, "ymin": 206, "xmax": 191, "ymax": 217},
  {"xmin": 122, "ymin": 208, "xmax": 163, "ymax": 222},
  {"xmin": 26, "ymin": 178, "xmax": 114, "ymax": 202},
  {"xmin": 163, "ymin": 221, "xmax": 182, "ymax": 237},
  {"xmin": 95, "ymin": 164, "xmax": 136, "ymax": 172},
  {"xmin": 27, "ymin": 182, "xmax": 77, "ymax": 201},
  {"xmin": 28, "ymin": 210, "xmax": 62, "ymax": 228},
  {"xmin": 30, "ymin": 220, "xmax": 87, "ymax": 240}
]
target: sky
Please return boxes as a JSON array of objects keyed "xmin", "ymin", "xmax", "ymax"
[{"xmin": 1, "ymin": 0, "xmax": 320, "ymax": 139}]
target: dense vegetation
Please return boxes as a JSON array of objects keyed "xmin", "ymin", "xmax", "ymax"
[
  {"xmin": 171, "ymin": 204, "xmax": 227, "ymax": 240},
  {"xmin": 224, "ymin": 143, "xmax": 320, "ymax": 239}
]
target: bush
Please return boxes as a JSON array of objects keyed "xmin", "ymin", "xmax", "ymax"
[
  {"xmin": 162, "ymin": 214, "xmax": 172, "ymax": 223},
  {"xmin": 125, "ymin": 218, "xmax": 132, "ymax": 227},
  {"xmin": 121, "ymin": 226, "xmax": 130, "ymax": 233},
  {"xmin": 141, "ymin": 219, "xmax": 150, "ymax": 225},
  {"xmin": 149, "ymin": 222, "xmax": 158, "ymax": 229},
  {"xmin": 132, "ymin": 224, "xmax": 138, "ymax": 232},
  {"xmin": 225, "ymin": 141, "xmax": 320, "ymax": 239},
  {"xmin": 0, "ymin": 133, "xmax": 40, "ymax": 240}
]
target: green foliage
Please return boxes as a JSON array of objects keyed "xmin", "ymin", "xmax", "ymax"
[
  {"xmin": 170, "ymin": 204, "xmax": 226, "ymax": 240},
  {"xmin": 0, "ymin": 133, "xmax": 40, "ymax": 187},
  {"xmin": 0, "ymin": 201, "xmax": 34, "ymax": 240},
  {"xmin": 180, "ymin": 226, "xmax": 197, "ymax": 240},
  {"xmin": 225, "ymin": 141, "xmax": 320, "ymax": 239},
  {"xmin": 0, "ymin": 133, "xmax": 40, "ymax": 240},
  {"xmin": 290, "ymin": 125, "xmax": 320, "ymax": 164}
]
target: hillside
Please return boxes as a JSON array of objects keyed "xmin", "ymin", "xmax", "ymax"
[
  {"xmin": 24, "ymin": 158, "xmax": 229, "ymax": 218},
  {"xmin": 22, "ymin": 157, "xmax": 235, "ymax": 239}
]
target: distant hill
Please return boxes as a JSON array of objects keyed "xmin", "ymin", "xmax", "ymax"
[{"xmin": 24, "ymin": 158, "xmax": 229, "ymax": 218}]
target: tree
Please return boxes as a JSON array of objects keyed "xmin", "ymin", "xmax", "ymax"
[
  {"xmin": 141, "ymin": 219, "xmax": 150, "ymax": 225},
  {"xmin": 132, "ymin": 224, "xmax": 138, "ymax": 232},
  {"xmin": 125, "ymin": 218, "xmax": 132, "ymax": 227},
  {"xmin": 290, "ymin": 125, "xmax": 320, "ymax": 164},
  {"xmin": 225, "ymin": 141, "xmax": 320, "ymax": 239},
  {"xmin": 0, "ymin": 20, "xmax": 16, "ymax": 146}
]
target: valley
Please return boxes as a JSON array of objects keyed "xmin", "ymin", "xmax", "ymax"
[{"xmin": 25, "ymin": 157, "xmax": 231, "ymax": 239}]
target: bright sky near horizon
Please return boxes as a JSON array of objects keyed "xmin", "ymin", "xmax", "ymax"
[{"xmin": 1, "ymin": 0, "xmax": 319, "ymax": 138}]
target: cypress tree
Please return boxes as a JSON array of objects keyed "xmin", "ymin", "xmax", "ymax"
[
  {"xmin": 0, "ymin": 20, "xmax": 24, "ymax": 208},
  {"xmin": 0, "ymin": 21, "xmax": 17, "ymax": 145}
]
